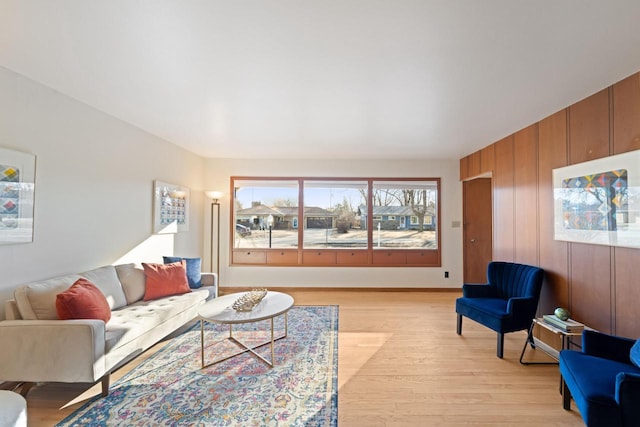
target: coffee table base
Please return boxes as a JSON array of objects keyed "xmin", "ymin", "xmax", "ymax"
[{"xmin": 200, "ymin": 312, "xmax": 288, "ymax": 369}]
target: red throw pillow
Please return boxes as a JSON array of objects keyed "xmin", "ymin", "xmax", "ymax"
[
  {"xmin": 56, "ymin": 278, "xmax": 112, "ymax": 323},
  {"xmin": 142, "ymin": 260, "xmax": 191, "ymax": 301}
]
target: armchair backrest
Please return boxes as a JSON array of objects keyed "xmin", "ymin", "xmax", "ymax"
[{"xmin": 488, "ymin": 262, "xmax": 544, "ymax": 300}]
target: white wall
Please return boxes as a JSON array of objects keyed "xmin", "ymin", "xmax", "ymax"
[
  {"xmin": 0, "ymin": 65, "xmax": 464, "ymax": 321},
  {"xmin": 0, "ymin": 67, "xmax": 205, "ymax": 319},
  {"xmin": 204, "ymin": 158, "xmax": 463, "ymax": 289}
]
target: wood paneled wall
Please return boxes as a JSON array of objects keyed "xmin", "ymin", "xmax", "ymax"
[{"xmin": 460, "ymin": 72, "xmax": 640, "ymax": 338}]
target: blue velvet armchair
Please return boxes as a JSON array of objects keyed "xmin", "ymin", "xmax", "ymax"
[
  {"xmin": 455, "ymin": 261, "xmax": 544, "ymax": 358},
  {"xmin": 560, "ymin": 330, "xmax": 640, "ymax": 427}
]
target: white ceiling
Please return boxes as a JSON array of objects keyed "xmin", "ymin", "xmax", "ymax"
[{"xmin": 3, "ymin": 1, "xmax": 640, "ymax": 160}]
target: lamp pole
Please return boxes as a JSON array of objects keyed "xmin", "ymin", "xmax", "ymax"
[
  {"xmin": 211, "ymin": 200, "xmax": 220, "ymax": 275},
  {"xmin": 205, "ymin": 191, "xmax": 224, "ymax": 278}
]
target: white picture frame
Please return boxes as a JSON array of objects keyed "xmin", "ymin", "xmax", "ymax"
[
  {"xmin": 553, "ymin": 149, "xmax": 640, "ymax": 248},
  {"xmin": 153, "ymin": 180, "xmax": 190, "ymax": 233},
  {"xmin": 0, "ymin": 148, "xmax": 36, "ymax": 244}
]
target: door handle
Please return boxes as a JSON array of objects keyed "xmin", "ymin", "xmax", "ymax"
[{"xmin": 470, "ymin": 238, "xmax": 476, "ymax": 243}]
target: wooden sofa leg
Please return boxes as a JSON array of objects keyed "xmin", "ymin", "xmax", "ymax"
[
  {"xmin": 497, "ymin": 333, "xmax": 504, "ymax": 358},
  {"xmin": 456, "ymin": 314, "xmax": 462, "ymax": 335},
  {"xmin": 562, "ymin": 377, "xmax": 571, "ymax": 410},
  {"xmin": 18, "ymin": 382, "xmax": 35, "ymax": 397},
  {"xmin": 101, "ymin": 373, "xmax": 111, "ymax": 397}
]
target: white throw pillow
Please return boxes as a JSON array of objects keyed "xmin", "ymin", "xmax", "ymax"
[
  {"xmin": 115, "ymin": 263, "xmax": 147, "ymax": 305},
  {"xmin": 81, "ymin": 266, "xmax": 128, "ymax": 310},
  {"xmin": 14, "ymin": 275, "xmax": 81, "ymax": 320}
]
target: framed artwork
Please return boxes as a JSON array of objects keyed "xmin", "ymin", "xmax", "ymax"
[
  {"xmin": 553, "ymin": 149, "xmax": 640, "ymax": 248},
  {"xmin": 0, "ymin": 148, "xmax": 36, "ymax": 244},
  {"xmin": 153, "ymin": 180, "xmax": 190, "ymax": 233}
]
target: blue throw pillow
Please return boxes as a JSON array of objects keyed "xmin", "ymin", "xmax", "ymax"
[
  {"xmin": 631, "ymin": 340, "xmax": 640, "ymax": 368},
  {"xmin": 163, "ymin": 256, "xmax": 202, "ymax": 289}
]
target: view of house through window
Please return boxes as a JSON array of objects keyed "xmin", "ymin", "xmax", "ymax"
[
  {"xmin": 303, "ymin": 180, "xmax": 368, "ymax": 248},
  {"xmin": 234, "ymin": 180, "xmax": 299, "ymax": 249},
  {"xmin": 371, "ymin": 180, "xmax": 438, "ymax": 249},
  {"xmin": 232, "ymin": 178, "xmax": 439, "ymax": 252}
]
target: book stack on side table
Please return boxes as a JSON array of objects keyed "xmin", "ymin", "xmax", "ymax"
[{"xmin": 542, "ymin": 315, "xmax": 585, "ymax": 333}]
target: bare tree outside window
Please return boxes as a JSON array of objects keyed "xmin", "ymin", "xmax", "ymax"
[{"xmin": 371, "ymin": 181, "xmax": 438, "ymax": 249}]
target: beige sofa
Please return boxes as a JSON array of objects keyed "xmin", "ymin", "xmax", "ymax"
[{"xmin": 0, "ymin": 263, "xmax": 217, "ymax": 396}]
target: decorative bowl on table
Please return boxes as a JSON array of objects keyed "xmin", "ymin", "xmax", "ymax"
[
  {"xmin": 554, "ymin": 307, "xmax": 570, "ymax": 321},
  {"xmin": 232, "ymin": 288, "xmax": 268, "ymax": 312}
]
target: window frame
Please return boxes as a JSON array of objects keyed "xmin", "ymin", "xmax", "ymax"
[{"xmin": 230, "ymin": 176, "xmax": 441, "ymax": 267}]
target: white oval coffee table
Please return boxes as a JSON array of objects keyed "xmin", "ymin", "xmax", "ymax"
[{"xmin": 197, "ymin": 291, "xmax": 294, "ymax": 368}]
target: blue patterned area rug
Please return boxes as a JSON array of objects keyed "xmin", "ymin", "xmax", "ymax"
[{"xmin": 57, "ymin": 305, "xmax": 338, "ymax": 427}]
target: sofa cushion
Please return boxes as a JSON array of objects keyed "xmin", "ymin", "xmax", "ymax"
[
  {"xmin": 115, "ymin": 263, "xmax": 146, "ymax": 305},
  {"xmin": 80, "ymin": 266, "xmax": 127, "ymax": 310},
  {"xmin": 455, "ymin": 297, "xmax": 509, "ymax": 332},
  {"xmin": 56, "ymin": 278, "xmax": 112, "ymax": 323},
  {"xmin": 560, "ymin": 350, "xmax": 640, "ymax": 426},
  {"xmin": 631, "ymin": 340, "xmax": 640, "ymax": 368},
  {"xmin": 163, "ymin": 256, "xmax": 202, "ymax": 288},
  {"xmin": 105, "ymin": 288, "xmax": 208, "ymax": 352},
  {"xmin": 142, "ymin": 261, "xmax": 191, "ymax": 301},
  {"xmin": 14, "ymin": 274, "xmax": 82, "ymax": 320}
]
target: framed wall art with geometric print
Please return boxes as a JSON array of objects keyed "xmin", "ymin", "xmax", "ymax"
[
  {"xmin": 153, "ymin": 180, "xmax": 190, "ymax": 234},
  {"xmin": 0, "ymin": 147, "xmax": 36, "ymax": 244},
  {"xmin": 553, "ymin": 149, "xmax": 640, "ymax": 248}
]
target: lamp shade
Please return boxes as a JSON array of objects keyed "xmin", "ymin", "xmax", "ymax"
[{"xmin": 205, "ymin": 191, "xmax": 224, "ymax": 202}]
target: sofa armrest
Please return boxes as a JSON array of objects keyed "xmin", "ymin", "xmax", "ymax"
[
  {"xmin": 462, "ymin": 283, "xmax": 496, "ymax": 298},
  {"xmin": 616, "ymin": 372, "xmax": 640, "ymax": 425},
  {"xmin": 4, "ymin": 299, "xmax": 21, "ymax": 320},
  {"xmin": 583, "ymin": 330, "xmax": 635, "ymax": 363},
  {"xmin": 201, "ymin": 272, "xmax": 218, "ymax": 298},
  {"xmin": 0, "ymin": 319, "xmax": 107, "ymax": 383}
]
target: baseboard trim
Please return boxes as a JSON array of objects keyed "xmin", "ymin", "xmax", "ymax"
[{"xmin": 220, "ymin": 286, "xmax": 461, "ymax": 294}]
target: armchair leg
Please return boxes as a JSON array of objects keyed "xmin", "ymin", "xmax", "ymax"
[
  {"xmin": 562, "ymin": 377, "xmax": 571, "ymax": 410},
  {"xmin": 497, "ymin": 333, "xmax": 504, "ymax": 358},
  {"xmin": 101, "ymin": 373, "xmax": 111, "ymax": 397},
  {"xmin": 456, "ymin": 314, "xmax": 462, "ymax": 335}
]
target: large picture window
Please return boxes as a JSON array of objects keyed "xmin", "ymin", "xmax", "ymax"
[{"xmin": 231, "ymin": 177, "xmax": 440, "ymax": 267}]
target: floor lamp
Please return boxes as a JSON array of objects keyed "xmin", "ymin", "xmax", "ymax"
[{"xmin": 205, "ymin": 191, "xmax": 224, "ymax": 278}]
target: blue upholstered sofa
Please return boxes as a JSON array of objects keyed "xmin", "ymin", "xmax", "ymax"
[{"xmin": 559, "ymin": 330, "xmax": 640, "ymax": 427}]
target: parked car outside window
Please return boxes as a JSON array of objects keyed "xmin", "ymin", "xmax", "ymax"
[{"xmin": 236, "ymin": 223, "xmax": 251, "ymax": 237}]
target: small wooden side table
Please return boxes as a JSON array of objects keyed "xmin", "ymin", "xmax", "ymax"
[{"xmin": 519, "ymin": 317, "xmax": 588, "ymax": 365}]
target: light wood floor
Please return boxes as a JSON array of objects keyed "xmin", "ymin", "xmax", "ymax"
[{"xmin": 23, "ymin": 290, "xmax": 585, "ymax": 426}]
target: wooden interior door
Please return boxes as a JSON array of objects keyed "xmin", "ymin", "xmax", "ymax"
[{"xmin": 463, "ymin": 178, "xmax": 493, "ymax": 283}]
